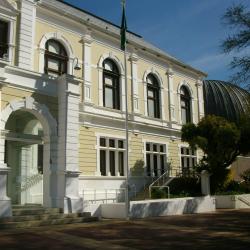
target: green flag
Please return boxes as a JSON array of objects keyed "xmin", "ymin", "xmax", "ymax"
[{"xmin": 120, "ymin": 1, "xmax": 127, "ymax": 51}]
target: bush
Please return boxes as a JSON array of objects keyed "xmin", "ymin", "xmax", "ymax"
[
  {"xmin": 168, "ymin": 176, "xmax": 201, "ymax": 197},
  {"xmin": 241, "ymin": 169, "xmax": 250, "ymax": 184},
  {"xmin": 151, "ymin": 188, "xmax": 168, "ymax": 199}
]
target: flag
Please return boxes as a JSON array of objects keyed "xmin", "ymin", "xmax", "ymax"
[{"xmin": 120, "ymin": 0, "xmax": 127, "ymax": 51}]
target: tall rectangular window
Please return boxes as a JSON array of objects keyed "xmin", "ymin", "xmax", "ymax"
[
  {"xmin": 99, "ymin": 137, "xmax": 125, "ymax": 176},
  {"xmin": 145, "ymin": 142, "xmax": 167, "ymax": 177},
  {"xmin": 0, "ymin": 20, "xmax": 8, "ymax": 59},
  {"xmin": 180, "ymin": 147, "xmax": 197, "ymax": 176}
]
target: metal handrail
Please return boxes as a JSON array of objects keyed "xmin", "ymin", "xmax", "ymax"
[
  {"xmin": 82, "ymin": 188, "xmax": 126, "ymax": 204},
  {"xmin": 148, "ymin": 168, "xmax": 181, "ymax": 199},
  {"xmin": 16, "ymin": 173, "xmax": 43, "ymax": 193},
  {"xmin": 237, "ymin": 196, "xmax": 250, "ymax": 207}
]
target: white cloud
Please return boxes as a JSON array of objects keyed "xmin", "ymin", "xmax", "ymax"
[{"xmin": 189, "ymin": 48, "xmax": 250, "ymax": 73}]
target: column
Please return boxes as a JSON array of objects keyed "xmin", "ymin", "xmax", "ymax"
[
  {"xmin": 196, "ymin": 79, "xmax": 204, "ymax": 121},
  {"xmin": 57, "ymin": 75, "xmax": 82, "ymax": 213},
  {"xmin": 129, "ymin": 53, "xmax": 139, "ymax": 113},
  {"xmin": 167, "ymin": 68, "xmax": 176, "ymax": 123},
  {"xmin": 18, "ymin": 0, "xmax": 37, "ymax": 70},
  {"xmin": 81, "ymin": 30, "xmax": 93, "ymax": 103},
  {"xmin": 0, "ymin": 81, "xmax": 12, "ymax": 218}
]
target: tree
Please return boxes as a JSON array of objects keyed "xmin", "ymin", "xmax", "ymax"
[
  {"xmin": 181, "ymin": 115, "xmax": 250, "ymax": 192},
  {"xmin": 221, "ymin": 4, "xmax": 250, "ymax": 89}
]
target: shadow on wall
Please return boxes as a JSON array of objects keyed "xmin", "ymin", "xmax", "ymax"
[{"xmin": 130, "ymin": 196, "xmax": 214, "ymax": 218}]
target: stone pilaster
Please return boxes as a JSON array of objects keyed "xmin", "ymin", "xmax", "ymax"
[
  {"xmin": 57, "ymin": 74, "xmax": 83, "ymax": 213},
  {"xmin": 81, "ymin": 30, "xmax": 93, "ymax": 103},
  {"xmin": 0, "ymin": 78, "xmax": 11, "ymax": 218},
  {"xmin": 167, "ymin": 68, "xmax": 176, "ymax": 123},
  {"xmin": 129, "ymin": 53, "xmax": 139, "ymax": 113},
  {"xmin": 196, "ymin": 79, "xmax": 204, "ymax": 121},
  {"xmin": 18, "ymin": 0, "xmax": 37, "ymax": 70}
]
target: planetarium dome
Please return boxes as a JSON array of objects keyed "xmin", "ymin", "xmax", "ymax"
[{"xmin": 203, "ymin": 80, "xmax": 249, "ymax": 123}]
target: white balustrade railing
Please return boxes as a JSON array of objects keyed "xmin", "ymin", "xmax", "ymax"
[{"xmin": 82, "ymin": 188, "xmax": 126, "ymax": 204}]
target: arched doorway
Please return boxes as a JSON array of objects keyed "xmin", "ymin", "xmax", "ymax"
[
  {"xmin": 1, "ymin": 97, "xmax": 58, "ymax": 208},
  {"xmin": 5, "ymin": 111, "xmax": 44, "ymax": 205}
]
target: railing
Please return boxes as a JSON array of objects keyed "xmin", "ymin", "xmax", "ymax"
[
  {"xmin": 82, "ymin": 188, "xmax": 126, "ymax": 204},
  {"xmin": 237, "ymin": 196, "xmax": 250, "ymax": 207},
  {"xmin": 16, "ymin": 173, "xmax": 43, "ymax": 193},
  {"xmin": 148, "ymin": 168, "xmax": 181, "ymax": 199}
]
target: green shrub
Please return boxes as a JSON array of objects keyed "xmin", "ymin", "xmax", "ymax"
[
  {"xmin": 241, "ymin": 169, "xmax": 250, "ymax": 184},
  {"xmin": 168, "ymin": 176, "xmax": 201, "ymax": 197}
]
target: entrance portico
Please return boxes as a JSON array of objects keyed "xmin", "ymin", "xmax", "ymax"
[{"xmin": 0, "ymin": 97, "xmax": 58, "ymax": 217}]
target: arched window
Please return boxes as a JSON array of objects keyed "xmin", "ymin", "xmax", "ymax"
[
  {"xmin": 103, "ymin": 59, "xmax": 120, "ymax": 110},
  {"xmin": 44, "ymin": 39, "xmax": 68, "ymax": 76},
  {"xmin": 147, "ymin": 74, "xmax": 160, "ymax": 118},
  {"xmin": 180, "ymin": 86, "xmax": 191, "ymax": 124}
]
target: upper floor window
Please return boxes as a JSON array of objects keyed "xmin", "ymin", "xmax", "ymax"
[
  {"xmin": 180, "ymin": 86, "xmax": 191, "ymax": 124},
  {"xmin": 103, "ymin": 59, "xmax": 120, "ymax": 110},
  {"xmin": 0, "ymin": 20, "xmax": 8, "ymax": 59},
  {"xmin": 44, "ymin": 39, "xmax": 68, "ymax": 76},
  {"xmin": 147, "ymin": 74, "xmax": 160, "ymax": 118}
]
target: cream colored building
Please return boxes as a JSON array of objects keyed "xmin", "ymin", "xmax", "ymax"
[{"xmin": 0, "ymin": 0, "xmax": 207, "ymax": 217}]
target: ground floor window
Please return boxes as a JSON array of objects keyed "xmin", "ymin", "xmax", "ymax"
[
  {"xmin": 99, "ymin": 137, "xmax": 125, "ymax": 176},
  {"xmin": 145, "ymin": 142, "xmax": 167, "ymax": 177},
  {"xmin": 180, "ymin": 147, "xmax": 197, "ymax": 176}
]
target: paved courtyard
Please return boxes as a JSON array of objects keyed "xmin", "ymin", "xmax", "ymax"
[{"xmin": 0, "ymin": 209, "xmax": 250, "ymax": 250}]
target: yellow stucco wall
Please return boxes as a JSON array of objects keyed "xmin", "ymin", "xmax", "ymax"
[
  {"xmin": 34, "ymin": 20, "xmax": 83, "ymax": 79},
  {"xmin": 1, "ymin": 86, "xmax": 58, "ymax": 122},
  {"xmin": 79, "ymin": 125, "xmax": 183, "ymax": 176},
  {"xmin": 33, "ymin": 20, "xmax": 200, "ymax": 123}
]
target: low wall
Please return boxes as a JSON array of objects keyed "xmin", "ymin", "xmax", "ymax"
[
  {"xmin": 88, "ymin": 196, "xmax": 216, "ymax": 219},
  {"xmin": 129, "ymin": 196, "xmax": 215, "ymax": 218},
  {"xmin": 215, "ymin": 194, "xmax": 250, "ymax": 209}
]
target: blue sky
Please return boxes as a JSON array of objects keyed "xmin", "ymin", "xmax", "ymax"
[{"xmin": 63, "ymin": 0, "xmax": 249, "ymax": 81}]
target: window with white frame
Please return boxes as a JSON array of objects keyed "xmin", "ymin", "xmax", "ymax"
[
  {"xmin": 0, "ymin": 20, "xmax": 9, "ymax": 59},
  {"xmin": 99, "ymin": 137, "xmax": 125, "ymax": 176},
  {"xmin": 147, "ymin": 74, "xmax": 160, "ymax": 118},
  {"xmin": 180, "ymin": 86, "xmax": 191, "ymax": 124},
  {"xmin": 180, "ymin": 147, "xmax": 197, "ymax": 176},
  {"xmin": 44, "ymin": 39, "xmax": 68, "ymax": 76},
  {"xmin": 103, "ymin": 59, "xmax": 120, "ymax": 110},
  {"xmin": 145, "ymin": 142, "xmax": 167, "ymax": 177}
]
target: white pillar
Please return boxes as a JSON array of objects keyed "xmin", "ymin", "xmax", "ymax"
[
  {"xmin": 129, "ymin": 53, "xmax": 139, "ymax": 114},
  {"xmin": 81, "ymin": 30, "xmax": 93, "ymax": 103},
  {"xmin": 18, "ymin": 0, "xmax": 37, "ymax": 70},
  {"xmin": 167, "ymin": 68, "xmax": 176, "ymax": 123},
  {"xmin": 57, "ymin": 75, "xmax": 82, "ymax": 213},
  {"xmin": 196, "ymin": 79, "xmax": 204, "ymax": 121},
  {"xmin": 201, "ymin": 170, "xmax": 211, "ymax": 196},
  {"xmin": 0, "ymin": 82, "xmax": 12, "ymax": 217}
]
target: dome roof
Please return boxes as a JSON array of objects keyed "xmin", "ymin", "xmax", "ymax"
[{"xmin": 203, "ymin": 80, "xmax": 249, "ymax": 123}]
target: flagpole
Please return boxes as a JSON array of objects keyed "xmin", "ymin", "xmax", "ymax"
[{"xmin": 121, "ymin": 0, "xmax": 130, "ymax": 220}]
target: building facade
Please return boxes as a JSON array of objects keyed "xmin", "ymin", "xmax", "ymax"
[{"xmin": 0, "ymin": 0, "xmax": 207, "ymax": 217}]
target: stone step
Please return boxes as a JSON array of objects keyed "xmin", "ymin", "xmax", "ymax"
[
  {"xmin": 12, "ymin": 204, "xmax": 42, "ymax": 209},
  {"xmin": 0, "ymin": 212, "xmax": 91, "ymax": 223},
  {"xmin": 0, "ymin": 216, "xmax": 98, "ymax": 229},
  {"xmin": 12, "ymin": 207, "xmax": 62, "ymax": 216}
]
